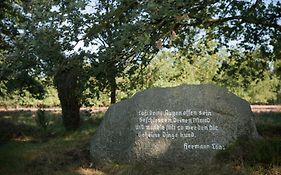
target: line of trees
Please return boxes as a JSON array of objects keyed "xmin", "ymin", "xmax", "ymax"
[{"xmin": 1, "ymin": 0, "xmax": 281, "ymax": 130}]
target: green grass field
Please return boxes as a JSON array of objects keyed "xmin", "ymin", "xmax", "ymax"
[{"xmin": 0, "ymin": 111, "xmax": 280, "ymax": 175}]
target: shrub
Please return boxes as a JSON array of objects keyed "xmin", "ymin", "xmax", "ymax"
[{"xmin": 35, "ymin": 109, "xmax": 49, "ymax": 130}]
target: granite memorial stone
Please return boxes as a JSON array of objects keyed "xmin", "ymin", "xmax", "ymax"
[{"xmin": 90, "ymin": 84, "xmax": 259, "ymax": 169}]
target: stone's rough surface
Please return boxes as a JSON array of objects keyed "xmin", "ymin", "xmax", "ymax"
[{"xmin": 90, "ymin": 84, "xmax": 258, "ymax": 167}]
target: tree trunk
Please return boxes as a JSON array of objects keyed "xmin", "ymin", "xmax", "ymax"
[
  {"xmin": 108, "ymin": 72, "xmax": 117, "ymax": 104},
  {"xmin": 56, "ymin": 85, "xmax": 80, "ymax": 131},
  {"xmin": 54, "ymin": 66, "xmax": 81, "ymax": 131},
  {"xmin": 110, "ymin": 82, "xmax": 116, "ymax": 104}
]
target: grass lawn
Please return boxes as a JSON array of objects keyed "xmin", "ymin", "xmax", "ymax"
[
  {"xmin": 0, "ymin": 110, "xmax": 280, "ymax": 175},
  {"xmin": 0, "ymin": 110, "xmax": 104, "ymax": 175}
]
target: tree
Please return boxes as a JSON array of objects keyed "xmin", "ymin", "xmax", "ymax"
[
  {"xmin": 91, "ymin": 0, "xmax": 280, "ymax": 76},
  {"xmin": 0, "ymin": 0, "xmax": 35, "ymax": 97},
  {"xmin": 86, "ymin": 0, "xmax": 158, "ymax": 104},
  {"xmin": 214, "ymin": 48, "xmax": 280, "ymax": 104},
  {"xmin": 6, "ymin": 0, "xmax": 90, "ymax": 130},
  {"xmin": 54, "ymin": 58, "xmax": 87, "ymax": 130},
  {"xmin": 117, "ymin": 45, "xmax": 279, "ymax": 104},
  {"xmin": 0, "ymin": 0, "xmax": 28, "ymax": 50}
]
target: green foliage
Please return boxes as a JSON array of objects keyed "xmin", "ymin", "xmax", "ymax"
[
  {"xmin": 143, "ymin": 45, "xmax": 219, "ymax": 87},
  {"xmin": 3, "ymin": 47, "xmax": 279, "ymax": 106},
  {"xmin": 0, "ymin": 0, "xmax": 27, "ymax": 49},
  {"xmin": 6, "ymin": 0, "xmax": 93, "ymax": 130},
  {"xmin": 86, "ymin": 0, "xmax": 157, "ymax": 103},
  {"xmin": 115, "ymin": 46, "xmax": 279, "ymax": 104},
  {"xmin": 215, "ymin": 48, "xmax": 280, "ymax": 104},
  {"xmin": 86, "ymin": 0, "xmax": 281, "ymax": 105},
  {"xmin": 0, "ymin": 86, "xmax": 60, "ymax": 108},
  {"xmin": 1, "ymin": 0, "xmax": 281, "ymax": 108},
  {"xmin": 0, "ymin": 0, "xmax": 47, "ymax": 99}
]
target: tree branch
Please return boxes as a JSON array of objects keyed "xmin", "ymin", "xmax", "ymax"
[{"xmin": 200, "ymin": 15, "xmax": 281, "ymax": 31}]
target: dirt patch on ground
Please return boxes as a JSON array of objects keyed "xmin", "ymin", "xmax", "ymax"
[
  {"xmin": 0, "ymin": 107, "xmax": 108, "ymax": 113},
  {"xmin": 251, "ymin": 105, "xmax": 281, "ymax": 113}
]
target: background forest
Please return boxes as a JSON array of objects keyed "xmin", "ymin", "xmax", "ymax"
[{"xmin": 1, "ymin": 44, "xmax": 280, "ymax": 107}]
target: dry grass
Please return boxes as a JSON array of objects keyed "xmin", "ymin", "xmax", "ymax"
[{"xmin": 76, "ymin": 167, "xmax": 106, "ymax": 175}]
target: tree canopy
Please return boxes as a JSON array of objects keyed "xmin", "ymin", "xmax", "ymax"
[{"xmin": 86, "ymin": 0, "xmax": 281, "ymax": 89}]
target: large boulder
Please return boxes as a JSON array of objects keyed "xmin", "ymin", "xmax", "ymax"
[{"xmin": 90, "ymin": 84, "xmax": 258, "ymax": 170}]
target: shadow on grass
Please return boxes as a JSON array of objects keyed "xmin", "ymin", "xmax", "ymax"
[
  {"xmin": 0, "ymin": 110, "xmax": 105, "ymax": 175},
  {"xmin": 214, "ymin": 113, "xmax": 281, "ymax": 175}
]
